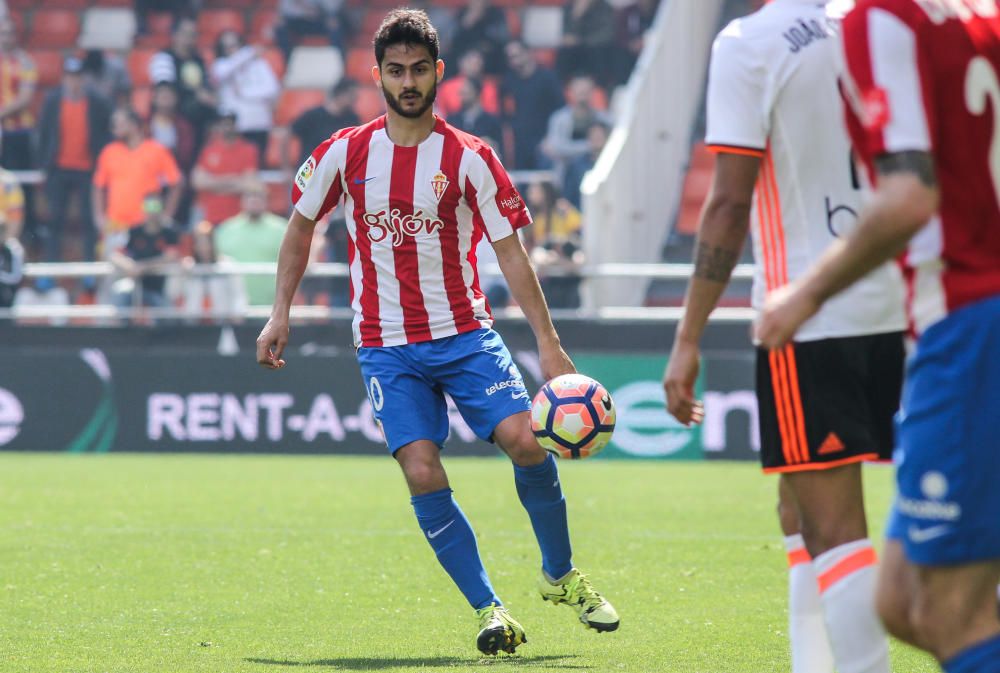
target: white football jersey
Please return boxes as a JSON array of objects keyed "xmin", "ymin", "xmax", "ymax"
[{"xmin": 705, "ymin": 0, "xmax": 905, "ymax": 341}]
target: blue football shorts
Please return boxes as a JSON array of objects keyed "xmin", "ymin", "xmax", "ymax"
[
  {"xmin": 886, "ymin": 294, "xmax": 1000, "ymax": 565},
  {"xmin": 355, "ymin": 328, "xmax": 532, "ymax": 454}
]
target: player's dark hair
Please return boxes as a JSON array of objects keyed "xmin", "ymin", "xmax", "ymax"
[{"xmin": 373, "ymin": 8, "xmax": 439, "ymax": 67}]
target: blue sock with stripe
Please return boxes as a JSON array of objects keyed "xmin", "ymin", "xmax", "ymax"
[
  {"xmin": 513, "ymin": 454, "xmax": 573, "ymax": 580},
  {"xmin": 411, "ymin": 487, "xmax": 499, "ymax": 610},
  {"xmin": 943, "ymin": 633, "xmax": 1000, "ymax": 673}
]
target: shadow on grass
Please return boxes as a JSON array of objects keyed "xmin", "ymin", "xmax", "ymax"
[{"xmin": 245, "ymin": 654, "xmax": 586, "ymax": 670}]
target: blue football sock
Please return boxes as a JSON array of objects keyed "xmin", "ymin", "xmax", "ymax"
[
  {"xmin": 411, "ymin": 487, "xmax": 500, "ymax": 610},
  {"xmin": 943, "ymin": 632, "xmax": 1000, "ymax": 673},
  {"xmin": 513, "ymin": 454, "xmax": 573, "ymax": 580}
]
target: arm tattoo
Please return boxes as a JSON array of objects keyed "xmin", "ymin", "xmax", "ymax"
[
  {"xmin": 693, "ymin": 241, "xmax": 740, "ymax": 282},
  {"xmin": 874, "ymin": 151, "xmax": 937, "ymax": 188}
]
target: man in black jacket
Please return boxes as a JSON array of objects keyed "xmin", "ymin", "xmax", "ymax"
[{"xmin": 37, "ymin": 57, "xmax": 111, "ymax": 262}]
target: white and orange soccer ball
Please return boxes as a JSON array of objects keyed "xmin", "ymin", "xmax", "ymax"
[{"xmin": 530, "ymin": 373, "xmax": 616, "ymax": 459}]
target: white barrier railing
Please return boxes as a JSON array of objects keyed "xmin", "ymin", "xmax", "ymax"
[{"xmin": 3, "ymin": 261, "xmax": 754, "ymax": 323}]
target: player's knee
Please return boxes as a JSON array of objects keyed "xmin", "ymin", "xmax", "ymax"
[
  {"xmin": 504, "ymin": 430, "xmax": 547, "ymax": 466},
  {"xmin": 799, "ymin": 517, "xmax": 866, "ymax": 556},
  {"xmin": 776, "ymin": 497, "xmax": 799, "ymax": 536},
  {"xmin": 876, "ymin": 582, "xmax": 916, "ymax": 645}
]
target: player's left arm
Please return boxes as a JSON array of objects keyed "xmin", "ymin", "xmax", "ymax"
[
  {"xmin": 493, "ymin": 233, "xmax": 576, "ymax": 380},
  {"xmin": 756, "ymin": 152, "xmax": 939, "ymax": 348}
]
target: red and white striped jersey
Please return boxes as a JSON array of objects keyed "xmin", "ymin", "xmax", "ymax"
[
  {"xmin": 292, "ymin": 115, "xmax": 531, "ymax": 347},
  {"xmin": 841, "ymin": 0, "xmax": 1000, "ymax": 335}
]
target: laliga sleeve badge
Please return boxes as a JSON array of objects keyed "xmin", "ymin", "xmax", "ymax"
[{"xmin": 295, "ymin": 155, "xmax": 316, "ymax": 191}]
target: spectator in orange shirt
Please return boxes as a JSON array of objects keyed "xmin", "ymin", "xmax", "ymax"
[
  {"xmin": 0, "ymin": 18, "xmax": 37, "ymax": 239},
  {"xmin": 38, "ymin": 57, "xmax": 113, "ymax": 262},
  {"xmin": 191, "ymin": 111, "xmax": 259, "ymax": 226},
  {"xmin": 92, "ymin": 108, "xmax": 183, "ymax": 256}
]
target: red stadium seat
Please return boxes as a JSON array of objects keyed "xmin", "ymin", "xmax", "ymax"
[
  {"xmin": 506, "ymin": 8, "xmax": 522, "ymax": 39},
  {"xmin": 267, "ymin": 182, "xmax": 291, "ymax": 217},
  {"xmin": 355, "ymin": 86, "xmax": 385, "ymax": 123},
  {"xmin": 8, "ymin": 10, "xmax": 27, "ymax": 37},
  {"xmin": 259, "ymin": 47, "xmax": 286, "ymax": 82},
  {"xmin": 131, "ymin": 86, "xmax": 152, "ymax": 118},
  {"xmin": 127, "ymin": 48, "xmax": 156, "ymax": 88},
  {"xmin": 676, "ymin": 143, "xmax": 715, "ymax": 235},
  {"xmin": 196, "ymin": 10, "xmax": 245, "ymax": 48},
  {"xmin": 264, "ymin": 128, "xmax": 299, "ymax": 169},
  {"xmin": 345, "ymin": 47, "xmax": 373, "ymax": 85},
  {"xmin": 6, "ymin": 0, "xmax": 34, "ymax": 9},
  {"xmin": 250, "ymin": 10, "xmax": 278, "ymax": 46},
  {"xmin": 92, "ymin": 0, "xmax": 131, "ymax": 5},
  {"xmin": 275, "ymin": 89, "xmax": 325, "ymax": 126},
  {"xmin": 40, "ymin": 0, "xmax": 90, "ymax": 8},
  {"xmin": 145, "ymin": 11, "xmax": 174, "ymax": 38},
  {"xmin": 31, "ymin": 50, "xmax": 65, "ymax": 88},
  {"xmin": 29, "ymin": 10, "xmax": 81, "ymax": 49}
]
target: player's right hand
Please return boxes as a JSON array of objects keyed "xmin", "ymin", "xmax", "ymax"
[
  {"xmin": 256, "ymin": 316, "xmax": 289, "ymax": 370},
  {"xmin": 663, "ymin": 339, "xmax": 704, "ymax": 427}
]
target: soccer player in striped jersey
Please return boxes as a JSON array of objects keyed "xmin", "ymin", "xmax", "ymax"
[
  {"xmin": 664, "ymin": 2, "xmax": 906, "ymax": 672},
  {"xmin": 759, "ymin": 2, "xmax": 1000, "ymax": 672},
  {"xmin": 255, "ymin": 8, "xmax": 618, "ymax": 656}
]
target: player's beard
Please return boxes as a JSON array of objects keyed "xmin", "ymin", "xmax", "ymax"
[{"xmin": 383, "ymin": 81, "xmax": 437, "ymax": 119}]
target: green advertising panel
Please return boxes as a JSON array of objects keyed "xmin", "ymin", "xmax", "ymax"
[{"xmin": 574, "ymin": 354, "xmax": 703, "ymax": 460}]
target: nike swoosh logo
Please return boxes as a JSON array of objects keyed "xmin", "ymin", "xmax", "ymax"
[
  {"xmin": 427, "ymin": 519, "xmax": 455, "ymax": 539},
  {"xmin": 353, "ymin": 177, "xmax": 376, "ymax": 185},
  {"xmin": 511, "ymin": 390, "xmax": 528, "ymax": 400},
  {"xmin": 907, "ymin": 524, "xmax": 951, "ymax": 543}
]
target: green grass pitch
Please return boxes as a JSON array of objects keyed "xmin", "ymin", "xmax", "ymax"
[{"xmin": 0, "ymin": 455, "xmax": 939, "ymax": 672}]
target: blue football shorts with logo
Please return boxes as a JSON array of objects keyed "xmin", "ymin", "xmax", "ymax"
[
  {"xmin": 886, "ymin": 294, "xmax": 1000, "ymax": 565},
  {"xmin": 356, "ymin": 328, "xmax": 532, "ymax": 454}
]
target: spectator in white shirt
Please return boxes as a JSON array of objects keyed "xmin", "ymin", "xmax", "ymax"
[{"xmin": 211, "ymin": 30, "xmax": 281, "ymax": 157}]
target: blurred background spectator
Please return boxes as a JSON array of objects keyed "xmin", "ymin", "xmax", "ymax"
[
  {"xmin": 436, "ymin": 48, "xmax": 498, "ymax": 119},
  {"xmin": 149, "ymin": 17, "xmax": 216, "ymax": 148},
  {"xmin": 563, "ymin": 120, "xmax": 609, "ymax": 209},
  {"xmin": 81, "ymin": 49, "xmax": 131, "ymax": 108},
  {"xmin": 614, "ymin": 0, "xmax": 659, "ymax": 85},
  {"xmin": 135, "ymin": 0, "xmax": 202, "ymax": 37},
  {"xmin": 286, "ymin": 78, "xmax": 359, "ymax": 169},
  {"xmin": 501, "ymin": 40, "xmax": 564, "ymax": 169},
  {"xmin": 449, "ymin": 77, "xmax": 502, "ymax": 150},
  {"xmin": 147, "ymin": 81, "xmax": 196, "ymax": 172},
  {"xmin": 540, "ymin": 74, "xmax": 612, "ymax": 182},
  {"xmin": 38, "ymin": 57, "xmax": 112, "ymax": 263},
  {"xmin": 450, "ymin": 0, "xmax": 509, "ymax": 76},
  {"xmin": 0, "ymin": 151, "xmax": 23, "ymax": 309},
  {"xmin": 109, "ymin": 194, "xmax": 179, "ymax": 313},
  {"xmin": 556, "ymin": 0, "xmax": 616, "ymax": 86},
  {"xmin": 275, "ymin": 0, "xmax": 350, "ymax": 61},
  {"xmin": 214, "ymin": 182, "xmax": 286, "ymax": 307},
  {"xmin": 92, "ymin": 108, "xmax": 183, "ymax": 256},
  {"xmin": 527, "ymin": 182, "xmax": 584, "ymax": 309},
  {"xmin": 211, "ymin": 30, "xmax": 280, "ymax": 156},
  {"xmin": 0, "ymin": 18, "xmax": 36, "ymax": 243},
  {"xmin": 191, "ymin": 111, "xmax": 258, "ymax": 227},
  {"xmin": 177, "ymin": 219, "xmax": 246, "ymax": 321}
]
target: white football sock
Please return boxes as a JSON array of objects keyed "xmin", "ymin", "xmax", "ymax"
[
  {"xmin": 784, "ymin": 535, "xmax": 835, "ymax": 673},
  {"xmin": 814, "ymin": 539, "xmax": 890, "ymax": 673}
]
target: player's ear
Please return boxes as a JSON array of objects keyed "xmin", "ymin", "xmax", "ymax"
[
  {"xmin": 436, "ymin": 59, "xmax": 445, "ymax": 82},
  {"xmin": 371, "ymin": 64, "xmax": 382, "ymax": 88}
]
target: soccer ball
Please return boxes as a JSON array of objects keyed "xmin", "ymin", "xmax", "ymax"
[{"xmin": 530, "ymin": 373, "xmax": 616, "ymax": 459}]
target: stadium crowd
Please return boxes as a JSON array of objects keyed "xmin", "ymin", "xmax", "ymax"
[{"xmin": 0, "ymin": 0, "xmax": 661, "ymax": 319}]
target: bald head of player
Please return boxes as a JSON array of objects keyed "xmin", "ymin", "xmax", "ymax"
[{"xmin": 372, "ymin": 9, "xmax": 445, "ymax": 124}]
